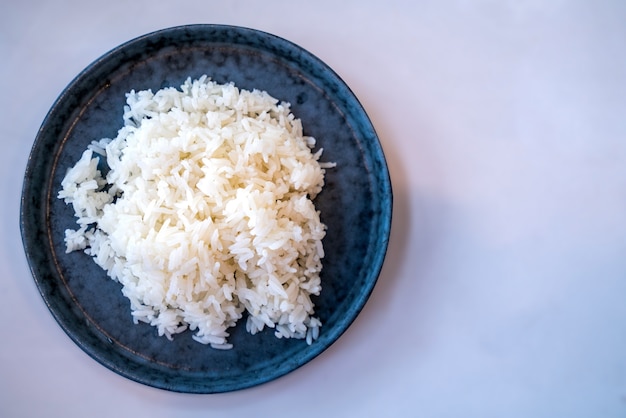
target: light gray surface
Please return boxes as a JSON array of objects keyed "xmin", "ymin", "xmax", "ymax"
[{"xmin": 2, "ymin": 1, "xmax": 626, "ymax": 417}]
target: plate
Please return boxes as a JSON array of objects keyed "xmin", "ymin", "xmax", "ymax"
[{"xmin": 20, "ymin": 24, "xmax": 392, "ymax": 393}]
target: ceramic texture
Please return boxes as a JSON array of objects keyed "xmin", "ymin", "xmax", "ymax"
[{"xmin": 20, "ymin": 24, "xmax": 392, "ymax": 393}]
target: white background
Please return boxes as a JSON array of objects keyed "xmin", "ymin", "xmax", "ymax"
[{"xmin": 2, "ymin": 1, "xmax": 626, "ymax": 417}]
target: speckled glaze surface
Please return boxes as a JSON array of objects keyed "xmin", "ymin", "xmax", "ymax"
[{"xmin": 20, "ymin": 24, "xmax": 392, "ymax": 393}]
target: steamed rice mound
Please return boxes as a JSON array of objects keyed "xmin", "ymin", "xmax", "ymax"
[{"xmin": 58, "ymin": 76, "xmax": 333, "ymax": 349}]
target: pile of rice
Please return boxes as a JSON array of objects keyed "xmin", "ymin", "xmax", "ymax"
[{"xmin": 58, "ymin": 76, "xmax": 334, "ymax": 349}]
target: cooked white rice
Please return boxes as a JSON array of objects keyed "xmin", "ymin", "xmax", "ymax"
[{"xmin": 58, "ymin": 76, "xmax": 334, "ymax": 349}]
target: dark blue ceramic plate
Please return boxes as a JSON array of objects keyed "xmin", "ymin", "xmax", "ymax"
[{"xmin": 20, "ymin": 25, "xmax": 392, "ymax": 393}]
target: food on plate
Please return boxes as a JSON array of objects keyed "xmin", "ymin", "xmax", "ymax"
[{"xmin": 58, "ymin": 76, "xmax": 334, "ymax": 349}]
